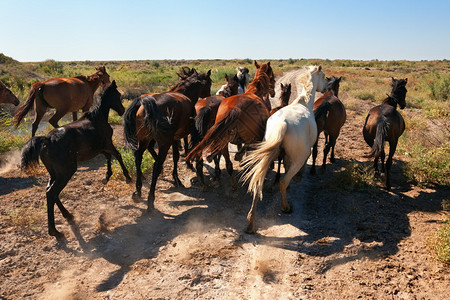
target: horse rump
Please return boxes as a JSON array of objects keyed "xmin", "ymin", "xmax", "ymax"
[{"xmin": 366, "ymin": 115, "xmax": 389, "ymax": 158}]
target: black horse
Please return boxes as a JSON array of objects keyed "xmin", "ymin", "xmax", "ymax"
[
  {"xmin": 363, "ymin": 77, "xmax": 408, "ymax": 190},
  {"xmin": 21, "ymin": 81, "xmax": 131, "ymax": 239}
]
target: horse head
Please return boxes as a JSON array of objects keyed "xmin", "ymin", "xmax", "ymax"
[
  {"xmin": 390, "ymin": 77, "xmax": 408, "ymax": 109},
  {"xmin": 196, "ymin": 69, "xmax": 212, "ymax": 98},
  {"xmin": 221, "ymin": 74, "xmax": 239, "ymax": 98},
  {"xmin": 311, "ymin": 65, "xmax": 328, "ymax": 93},
  {"xmin": 255, "ymin": 61, "xmax": 276, "ymax": 98},
  {"xmin": 326, "ymin": 76, "xmax": 342, "ymax": 97},
  {"xmin": 96, "ymin": 66, "xmax": 111, "ymax": 86},
  {"xmin": 280, "ymin": 83, "xmax": 292, "ymax": 106},
  {"xmin": 104, "ymin": 80, "xmax": 125, "ymax": 116},
  {"xmin": 0, "ymin": 81, "xmax": 20, "ymax": 106}
]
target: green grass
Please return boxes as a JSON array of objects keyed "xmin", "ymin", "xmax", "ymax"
[
  {"xmin": 111, "ymin": 147, "xmax": 154, "ymax": 180},
  {"xmin": 8, "ymin": 206, "xmax": 45, "ymax": 233},
  {"xmin": 429, "ymin": 212, "xmax": 450, "ymax": 265},
  {"xmin": 324, "ymin": 160, "xmax": 378, "ymax": 193},
  {"xmin": 401, "ymin": 141, "xmax": 450, "ymax": 187}
]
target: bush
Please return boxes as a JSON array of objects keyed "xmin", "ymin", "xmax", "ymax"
[
  {"xmin": 429, "ymin": 217, "xmax": 450, "ymax": 264},
  {"xmin": 428, "ymin": 73, "xmax": 450, "ymax": 102},
  {"xmin": 403, "ymin": 142, "xmax": 450, "ymax": 186},
  {"xmin": 111, "ymin": 147, "xmax": 154, "ymax": 180}
]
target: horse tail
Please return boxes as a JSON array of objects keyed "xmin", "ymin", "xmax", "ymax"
[
  {"xmin": 13, "ymin": 82, "xmax": 43, "ymax": 126},
  {"xmin": 141, "ymin": 95, "xmax": 171, "ymax": 137},
  {"xmin": 367, "ymin": 115, "xmax": 389, "ymax": 158},
  {"xmin": 241, "ymin": 121, "xmax": 287, "ymax": 200},
  {"xmin": 123, "ymin": 97, "xmax": 142, "ymax": 150},
  {"xmin": 186, "ymin": 107, "xmax": 240, "ymax": 161},
  {"xmin": 21, "ymin": 136, "xmax": 47, "ymax": 171},
  {"xmin": 314, "ymin": 101, "xmax": 331, "ymax": 122},
  {"xmin": 195, "ymin": 106, "xmax": 212, "ymax": 137}
]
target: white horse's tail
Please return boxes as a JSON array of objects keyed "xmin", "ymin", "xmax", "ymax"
[{"xmin": 241, "ymin": 120, "xmax": 288, "ymax": 200}]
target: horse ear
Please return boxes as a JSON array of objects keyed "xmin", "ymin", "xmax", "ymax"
[
  {"xmin": 318, "ymin": 65, "xmax": 322, "ymax": 71},
  {"xmin": 111, "ymin": 80, "xmax": 117, "ymax": 88},
  {"xmin": 405, "ymin": 78, "xmax": 408, "ymax": 83},
  {"xmin": 0, "ymin": 81, "xmax": 5, "ymax": 88},
  {"xmin": 207, "ymin": 69, "xmax": 211, "ymax": 77},
  {"xmin": 225, "ymin": 74, "xmax": 229, "ymax": 80},
  {"xmin": 193, "ymin": 68, "xmax": 198, "ymax": 75},
  {"xmin": 280, "ymin": 83, "xmax": 284, "ymax": 89},
  {"xmin": 254, "ymin": 60, "xmax": 260, "ymax": 69}
]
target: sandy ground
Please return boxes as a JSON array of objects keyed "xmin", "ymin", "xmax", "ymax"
[{"xmin": 0, "ymin": 70, "xmax": 449, "ymax": 299}]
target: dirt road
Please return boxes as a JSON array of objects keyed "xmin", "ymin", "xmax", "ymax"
[{"xmin": 1, "ymin": 71, "xmax": 448, "ymax": 299}]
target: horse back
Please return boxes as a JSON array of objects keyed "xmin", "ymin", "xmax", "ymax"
[{"xmin": 40, "ymin": 77, "xmax": 95, "ymax": 111}]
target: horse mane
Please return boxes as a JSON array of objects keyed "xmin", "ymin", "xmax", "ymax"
[
  {"xmin": 290, "ymin": 67, "xmax": 314, "ymax": 107},
  {"xmin": 84, "ymin": 82, "xmax": 115, "ymax": 119}
]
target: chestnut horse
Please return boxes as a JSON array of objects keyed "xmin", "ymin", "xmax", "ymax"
[
  {"xmin": 123, "ymin": 69, "xmax": 212, "ymax": 209},
  {"xmin": 14, "ymin": 66, "xmax": 110, "ymax": 137},
  {"xmin": 0, "ymin": 81, "xmax": 20, "ymax": 106},
  {"xmin": 241, "ymin": 66, "xmax": 328, "ymax": 233},
  {"xmin": 20, "ymin": 81, "xmax": 131, "ymax": 239},
  {"xmin": 310, "ymin": 76, "xmax": 346, "ymax": 174},
  {"xmin": 186, "ymin": 61, "xmax": 276, "ymax": 189},
  {"xmin": 363, "ymin": 77, "xmax": 407, "ymax": 190},
  {"xmin": 194, "ymin": 73, "xmax": 240, "ymax": 188}
]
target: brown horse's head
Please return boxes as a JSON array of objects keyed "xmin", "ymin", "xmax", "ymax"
[
  {"xmin": 95, "ymin": 66, "xmax": 111, "ymax": 86},
  {"xmin": 326, "ymin": 76, "xmax": 342, "ymax": 97},
  {"xmin": 254, "ymin": 61, "xmax": 276, "ymax": 98},
  {"xmin": 0, "ymin": 81, "xmax": 20, "ymax": 106},
  {"xmin": 196, "ymin": 69, "xmax": 212, "ymax": 98},
  {"xmin": 177, "ymin": 67, "xmax": 197, "ymax": 80},
  {"xmin": 390, "ymin": 77, "xmax": 408, "ymax": 109},
  {"xmin": 280, "ymin": 83, "xmax": 292, "ymax": 106},
  {"xmin": 220, "ymin": 73, "xmax": 240, "ymax": 98},
  {"xmin": 170, "ymin": 69, "xmax": 212, "ymax": 103}
]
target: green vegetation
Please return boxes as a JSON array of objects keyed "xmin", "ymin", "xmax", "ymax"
[
  {"xmin": 324, "ymin": 160, "xmax": 378, "ymax": 193},
  {"xmin": 111, "ymin": 147, "xmax": 154, "ymax": 180}
]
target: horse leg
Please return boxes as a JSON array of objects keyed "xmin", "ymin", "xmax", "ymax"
[
  {"xmin": 245, "ymin": 196, "xmax": 259, "ymax": 234},
  {"xmin": 380, "ymin": 148, "xmax": 386, "ymax": 175},
  {"xmin": 195, "ymin": 157, "xmax": 208, "ymax": 191},
  {"xmin": 321, "ymin": 135, "xmax": 336, "ymax": 174},
  {"xmin": 147, "ymin": 143, "xmax": 170, "ymax": 211},
  {"xmin": 171, "ymin": 141, "xmax": 184, "ymax": 187},
  {"xmin": 222, "ymin": 146, "xmax": 237, "ymax": 190},
  {"xmin": 31, "ymin": 101, "xmax": 47, "ymax": 137},
  {"xmin": 148, "ymin": 139, "xmax": 158, "ymax": 160},
  {"xmin": 274, "ymin": 155, "xmax": 282, "ymax": 184},
  {"xmin": 72, "ymin": 112, "xmax": 78, "ymax": 121},
  {"xmin": 385, "ymin": 141, "xmax": 397, "ymax": 191},
  {"xmin": 132, "ymin": 145, "xmax": 146, "ymax": 201},
  {"xmin": 281, "ymin": 152, "xmax": 309, "ymax": 214},
  {"xmin": 310, "ymin": 138, "xmax": 319, "ymax": 175},
  {"xmin": 213, "ymin": 154, "xmax": 222, "ymax": 181},
  {"xmin": 373, "ymin": 156, "xmax": 380, "ymax": 177},
  {"xmin": 48, "ymin": 108, "xmax": 68, "ymax": 129},
  {"xmin": 107, "ymin": 146, "xmax": 132, "ymax": 183},
  {"xmin": 46, "ymin": 171, "xmax": 75, "ymax": 239},
  {"xmin": 103, "ymin": 152, "xmax": 113, "ymax": 183}
]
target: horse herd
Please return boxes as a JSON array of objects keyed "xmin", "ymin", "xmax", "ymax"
[{"xmin": 0, "ymin": 61, "xmax": 408, "ymax": 239}]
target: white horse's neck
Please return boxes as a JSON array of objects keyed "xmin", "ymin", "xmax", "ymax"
[{"xmin": 291, "ymin": 68, "xmax": 318, "ymax": 111}]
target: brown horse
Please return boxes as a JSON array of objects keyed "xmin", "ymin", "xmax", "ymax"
[
  {"xmin": 363, "ymin": 77, "xmax": 408, "ymax": 190},
  {"xmin": 194, "ymin": 73, "xmax": 240, "ymax": 188},
  {"xmin": 123, "ymin": 69, "xmax": 212, "ymax": 209},
  {"xmin": 14, "ymin": 66, "xmax": 110, "ymax": 137},
  {"xmin": 186, "ymin": 61, "xmax": 276, "ymax": 188},
  {"xmin": 0, "ymin": 81, "xmax": 20, "ymax": 106},
  {"xmin": 310, "ymin": 76, "xmax": 346, "ymax": 174},
  {"xmin": 20, "ymin": 81, "xmax": 131, "ymax": 239}
]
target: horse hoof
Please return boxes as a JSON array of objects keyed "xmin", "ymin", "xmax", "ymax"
[
  {"xmin": 132, "ymin": 192, "xmax": 141, "ymax": 203},
  {"xmin": 102, "ymin": 178, "xmax": 109, "ymax": 184},
  {"xmin": 244, "ymin": 224, "xmax": 256, "ymax": 234},
  {"xmin": 65, "ymin": 213, "xmax": 74, "ymax": 222},
  {"xmin": 282, "ymin": 204, "xmax": 293, "ymax": 214},
  {"xmin": 125, "ymin": 177, "xmax": 132, "ymax": 184},
  {"xmin": 49, "ymin": 229, "xmax": 65, "ymax": 240}
]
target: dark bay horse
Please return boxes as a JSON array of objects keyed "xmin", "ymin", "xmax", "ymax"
[
  {"xmin": 194, "ymin": 73, "xmax": 240, "ymax": 188},
  {"xmin": 14, "ymin": 66, "xmax": 110, "ymax": 137},
  {"xmin": 20, "ymin": 81, "xmax": 131, "ymax": 239},
  {"xmin": 0, "ymin": 81, "xmax": 20, "ymax": 106},
  {"xmin": 310, "ymin": 76, "xmax": 346, "ymax": 174},
  {"xmin": 363, "ymin": 77, "xmax": 408, "ymax": 190},
  {"xmin": 123, "ymin": 69, "xmax": 212, "ymax": 209},
  {"xmin": 186, "ymin": 61, "xmax": 276, "ymax": 189}
]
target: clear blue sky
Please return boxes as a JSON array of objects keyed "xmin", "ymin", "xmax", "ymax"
[{"xmin": 1, "ymin": 0, "xmax": 449, "ymax": 62}]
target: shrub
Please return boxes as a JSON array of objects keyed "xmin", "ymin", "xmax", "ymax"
[
  {"xmin": 427, "ymin": 73, "xmax": 450, "ymax": 102},
  {"xmin": 429, "ymin": 217, "xmax": 450, "ymax": 264},
  {"xmin": 111, "ymin": 147, "xmax": 154, "ymax": 180},
  {"xmin": 356, "ymin": 92, "xmax": 375, "ymax": 101},
  {"xmin": 324, "ymin": 160, "xmax": 377, "ymax": 193}
]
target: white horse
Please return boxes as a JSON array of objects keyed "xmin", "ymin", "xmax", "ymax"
[
  {"xmin": 241, "ymin": 65, "xmax": 328, "ymax": 233},
  {"xmin": 216, "ymin": 66, "xmax": 249, "ymax": 95}
]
